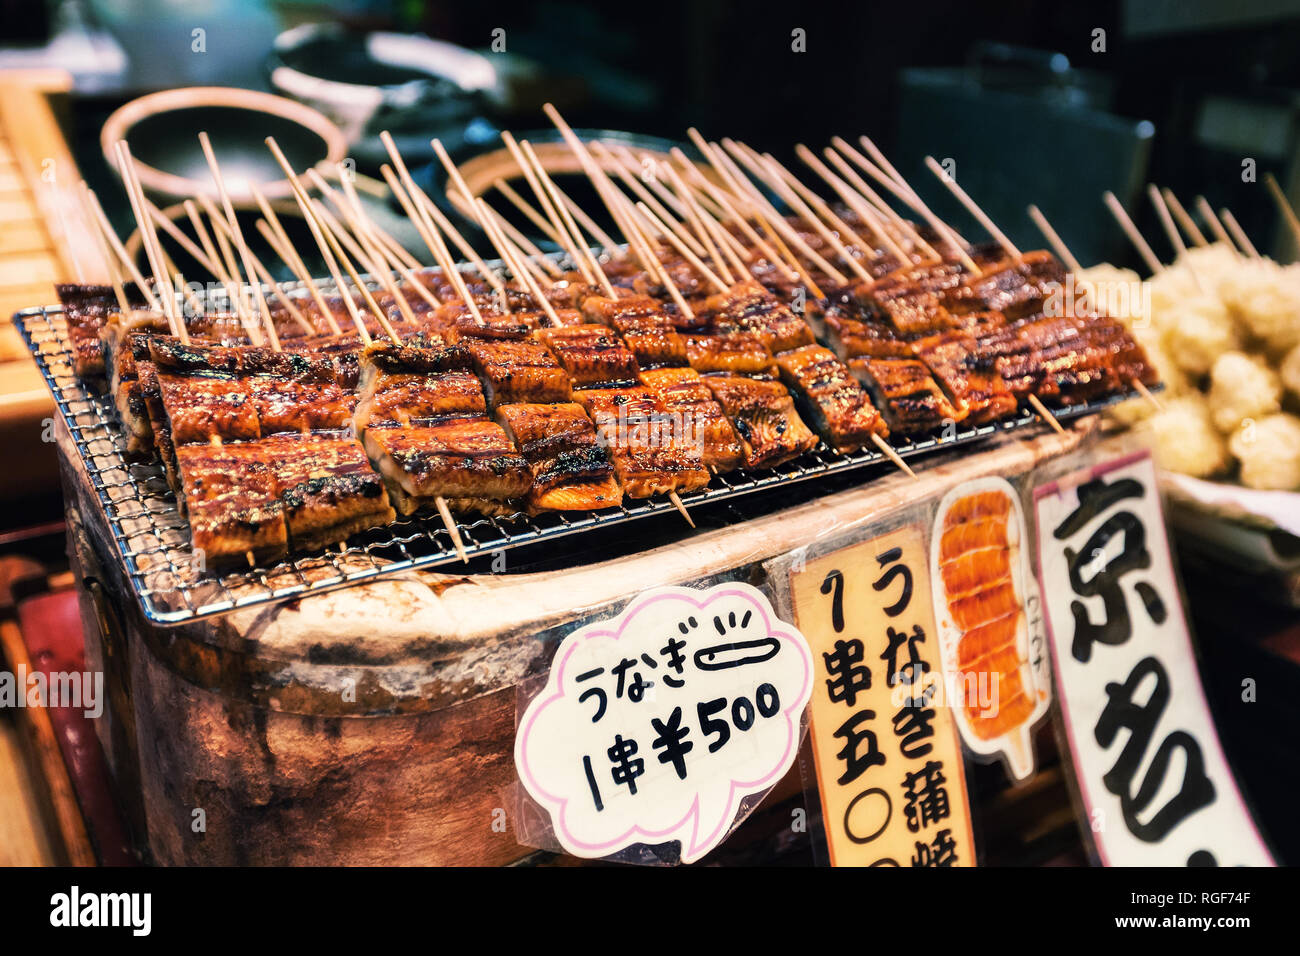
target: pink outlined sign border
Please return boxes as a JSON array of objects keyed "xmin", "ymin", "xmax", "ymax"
[{"xmin": 513, "ymin": 582, "xmax": 814, "ymax": 864}]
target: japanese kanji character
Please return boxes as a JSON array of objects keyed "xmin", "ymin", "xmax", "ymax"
[
  {"xmin": 823, "ymin": 638, "xmax": 871, "ymax": 706},
  {"xmin": 834, "ymin": 709, "xmax": 885, "ymax": 786},
  {"xmin": 1053, "ymin": 474, "xmax": 1168, "ymax": 663},
  {"xmin": 902, "ymin": 760, "xmax": 951, "ymax": 832},
  {"xmin": 911, "ymin": 828, "xmax": 958, "ymax": 867},
  {"xmin": 608, "ymin": 734, "xmax": 644, "ymax": 795}
]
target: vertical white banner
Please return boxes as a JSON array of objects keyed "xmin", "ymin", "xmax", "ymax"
[{"xmin": 1033, "ymin": 450, "xmax": 1273, "ymax": 867}]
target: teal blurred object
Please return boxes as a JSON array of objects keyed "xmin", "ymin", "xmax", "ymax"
[
  {"xmin": 894, "ymin": 44, "xmax": 1154, "ymax": 268},
  {"xmin": 90, "ymin": 0, "xmax": 279, "ymax": 90}
]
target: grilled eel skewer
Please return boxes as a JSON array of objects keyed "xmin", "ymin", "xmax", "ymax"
[{"xmin": 59, "ymin": 209, "xmax": 1156, "ymax": 561}]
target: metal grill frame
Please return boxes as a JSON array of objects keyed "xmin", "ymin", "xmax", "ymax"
[{"xmin": 14, "ymin": 302, "xmax": 1137, "ymax": 625}]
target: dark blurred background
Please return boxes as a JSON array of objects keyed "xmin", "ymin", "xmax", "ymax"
[{"xmin": 4, "ymin": 0, "xmax": 1300, "ymax": 269}]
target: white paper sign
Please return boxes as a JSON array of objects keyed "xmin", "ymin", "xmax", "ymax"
[
  {"xmin": 1034, "ymin": 450, "xmax": 1273, "ymax": 866},
  {"xmin": 515, "ymin": 582, "xmax": 813, "ymax": 863}
]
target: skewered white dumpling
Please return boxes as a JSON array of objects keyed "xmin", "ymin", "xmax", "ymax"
[
  {"xmin": 1165, "ymin": 293, "xmax": 1241, "ymax": 376},
  {"xmin": 1207, "ymin": 351, "xmax": 1282, "ymax": 434},
  {"xmin": 1139, "ymin": 394, "xmax": 1231, "ymax": 478},
  {"xmin": 1281, "ymin": 342, "xmax": 1300, "ymax": 401},
  {"xmin": 1228, "ymin": 413, "xmax": 1300, "ymax": 490},
  {"xmin": 1219, "ymin": 259, "xmax": 1300, "ymax": 356}
]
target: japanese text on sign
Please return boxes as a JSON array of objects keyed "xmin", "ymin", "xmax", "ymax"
[
  {"xmin": 515, "ymin": 583, "xmax": 813, "ymax": 864},
  {"xmin": 791, "ymin": 526, "xmax": 977, "ymax": 867},
  {"xmin": 1034, "ymin": 450, "xmax": 1273, "ymax": 867}
]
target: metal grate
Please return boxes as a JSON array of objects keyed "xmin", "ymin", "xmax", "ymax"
[{"xmin": 14, "ymin": 303, "xmax": 1138, "ymax": 626}]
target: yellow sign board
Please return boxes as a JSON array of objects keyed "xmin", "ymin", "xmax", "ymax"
[{"xmin": 789, "ymin": 525, "xmax": 977, "ymax": 866}]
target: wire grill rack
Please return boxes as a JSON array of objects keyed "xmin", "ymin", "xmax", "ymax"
[{"xmin": 15, "ymin": 302, "xmax": 1136, "ymax": 626}]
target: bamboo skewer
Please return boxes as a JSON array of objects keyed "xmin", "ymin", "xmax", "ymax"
[
  {"xmin": 1027, "ymin": 394, "xmax": 1066, "ymax": 434},
  {"xmin": 160, "ymin": 199, "xmax": 314, "ymax": 335},
  {"xmin": 616, "ymin": 144, "xmax": 693, "ymax": 219},
  {"xmin": 316, "ymin": 171, "xmax": 424, "ymax": 272},
  {"xmin": 433, "ymin": 138, "xmax": 563, "ymax": 282},
  {"xmin": 832, "ymin": 140, "xmax": 976, "ymax": 272},
  {"xmin": 1195, "ymin": 196, "xmax": 1237, "ymax": 253},
  {"xmin": 267, "ymin": 151, "xmax": 465, "ymax": 560},
  {"xmin": 248, "ymin": 184, "xmax": 341, "ymax": 334},
  {"xmin": 859, "ymin": 134, "xmax": 975, "ymax": 250},
  {"xmin": 1264, "ymin": 172, "xmax": 1300, "ymax": 248},
  {"xmin": 375, "ymin": 134, "xmax": 504, "ymax": 293},
  {"xmin": 686, "ymin": 136, "xmax": 821, "ymax": 294},
  {"xmin": 665, "ymin": 163, "xmax": 749, "ymax": 280},
  {"xmin": 501, "ymin": 132, "xmax": 592, "ymax": 281},
  {"xmin": 1026, "ymin": 204, "xmax": 1082, "ymax": 272},
  {"xmin": 715, "ymin": 141, "xmax": 839, "ymax": 282},
  {"xmin": 1220, "ymin": 208, "xmax": 1260, "ymax": 258},
  {"xmin": 597, "ymin": 143, "xmax": 706, "ymax": 256},
  {"xmin": 114, "ymin": 141, "xmax": 186, "ymax": 341},
  {"xmin": 267, "ymin": 136, "xmax": 377, "ymax": 344},
  {"xmin": 197, "ymin": 195, "xmax": 260, "ymax": 333},
  {"xmin": 674, "ymin": 148, "xmax": 799, "ymax": 281},
  {"xmin": 1103, "ymin": 191, "xmax": 1165, "ymax": 274},
  {"xmin": 1161, "ymin": 188, "xmax": 1208, "ymax": 247},
  {"xmin": 521, "ymin": 140, "xmax": 617, "ymax": 297},
  {"xmin": 753, "ymin": 147, "xmax": 881, "ymax": 258},
  {"xmin": 547, "ymin": 179, "xmax": 619, "ymax": 252},
  {"xmin": 472, "ymin": 197, "xmax": 562, "ymax": 326},
  {"xmin": 795, "ymin": 145, "xmax": 912, "ymax": 266},
  {"xmin": 1029, "ymin": 204, "xmax": 1161, "ymax": 413},
  {"xmin": 635, "ymin": 203, "xmax": 729, "ymax": 293},
  {"xmin": 739, "ymin": 146, "xmax": 874, "ymax": 284},
  {"xmin": 719, "ymin": 140, "xmax": 850, "ymax": 285},
  {"xmin": 1148, "ymin": 184, "xmax": 1204, "ymax": 291},
  {"xmin": 820, "ymin": 147, "xmax": 939, "ymax": 262},
  {"xmin": 450, "ymin": 187, "xmax": 562, "ymax": 280},
  {"xmin": 833, "ymin": 136, "xmax": 968, "ymax": 249},
  {"xmin": 82, "ymin": 183, "xmax": 161, "ymax": 311},
  {"xmin": 378, "ymin": 163, "xmax": 485, "ymax": 326},
  {"xmin": 870, "ymin": 434, "xmax": 917, "ymax": 478},
  {"xmin": 658, "ymin": 162, "xmax": 733, "ymax": 283},
  {"xmin": 494, "ymin": 177, "xmax": 563, "ymax": 244},
  {"xmin": 593, "ymin": 142, "xmax": 706, "ymax": 257},
  {"xmin": 914, "ymin": 158, "xmax": 1071, "ymax": 432},
  {"xmin": 198, "ymin": 132, "xmax": 277, "ymax": 350},
  {"xmin": 335, "ymin": 167, "xmax": 423, "ymax": 329},
  {"xmin": 541, "ymin": 106, "xmax": 657, "ymax": 274},
  {"xmin": 79, "ymin": 185, "xmax": 132, "ymax": 316},
  {"xmin": 184, "ymin": 199, "xmax": 240, "ymax": 296},
  {"xmin": 665, "ymin": 151, "xmax": 755, "ymax": 264},
  {"xmin": 924, "ymin": 155, "xmax": 1021, "ymax": 261},
  {"xmin": 602, "ymin": 209, "xmax": 700, "ymax": 527},
  {"xmin": 311, "ymin": 198, "xmax": 404, "ymax": 342}
]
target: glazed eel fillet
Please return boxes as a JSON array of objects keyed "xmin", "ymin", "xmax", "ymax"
[
  {"xmin": 146, "ymin": 338, "xmax": 393, "ymax": 563},
  {"xmin": 538, "ymin": 323, "xmax": 710, "ymax": 497},
  {"xmin": 353, "ymin": 338, "xmax": 531, "ymax": 516},
  {"xmin": 451, "ymin": 321, "xmax": 622, "ymax": 513}
]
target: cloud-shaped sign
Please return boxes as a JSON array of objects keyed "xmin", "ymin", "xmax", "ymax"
[{"xmin": 515, "ymin": 583, "xmax": 813, "ymax": 864}]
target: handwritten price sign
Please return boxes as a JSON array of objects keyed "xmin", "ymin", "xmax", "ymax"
[{"xmin": 515, "ymin": 583, "xmax": 813, "ymax": 864}]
